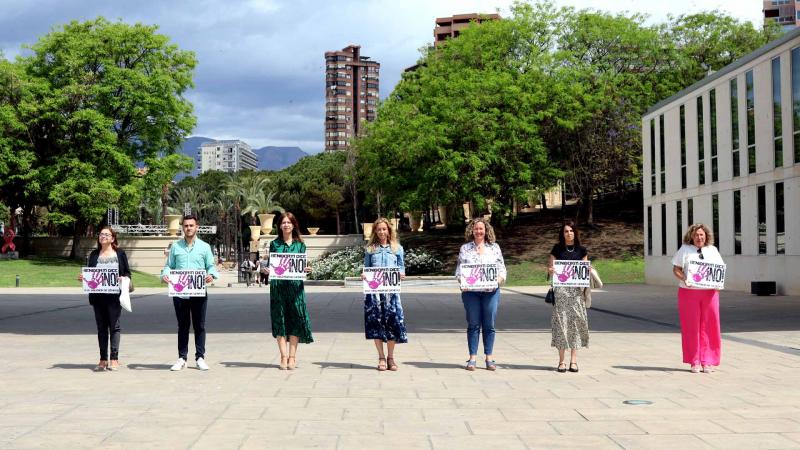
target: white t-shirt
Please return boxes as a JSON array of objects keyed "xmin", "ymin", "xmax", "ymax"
[{"xmin": 671, "ymin": 244, "xmax": 724, "ymax": 289}]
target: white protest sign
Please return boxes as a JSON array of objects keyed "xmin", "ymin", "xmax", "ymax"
[
  {"xmin": 685, "ymin": 260, "xmax": 726, "ymax": 290},
  {"xmin": 82, "ymin": 267, "xmax": 120, "ymax": 294},
  {"xmin": 363, "ymin": 267, "xmax": 402, "ymax": 294},
  {"xmin": 269, "ymin": 253, "xmax": 307, "ymax": 280},
  {"xmin": 459, "ymin": 263, "xmax": 499, "ymax": 291},
  {"xmin": 552, "ymin": 260, "xmax": 591, "ymax": 288},
  {"xmin": 168, "ymin": 269, "xmax": 207, "ymax": 297}
]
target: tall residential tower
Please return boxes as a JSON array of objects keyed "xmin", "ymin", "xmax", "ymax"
[{"xmin": 324, "ymin": 45, "xmax": 379, "ymax": 152}]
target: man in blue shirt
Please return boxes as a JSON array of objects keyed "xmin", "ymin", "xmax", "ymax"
[{"xmin": 161, "ymin": 214, "xmax": 219, "ymax": 371}]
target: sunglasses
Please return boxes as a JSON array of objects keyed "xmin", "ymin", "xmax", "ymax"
[{"xmin": 697, "ymin": 247, "xmax": 704, "ymax": 260}]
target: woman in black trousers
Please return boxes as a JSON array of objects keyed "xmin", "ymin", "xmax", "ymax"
[{"xmin": 79, "ymin": 226, "xmax": 132, "ymax": 371}]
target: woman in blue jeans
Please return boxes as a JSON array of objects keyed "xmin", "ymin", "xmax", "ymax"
[{"xmin": 455, "ymin": 218, "xmax": 506, "ymax": 371}]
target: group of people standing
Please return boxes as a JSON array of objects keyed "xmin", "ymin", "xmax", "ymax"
[{"xmin": 81, "ymin": 213, "xmax": 723, "ymax": 375}]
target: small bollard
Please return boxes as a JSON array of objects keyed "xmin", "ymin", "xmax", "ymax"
[{"xmin": 16, "ymin": 274, "xmax": 20, "ymax": 287}]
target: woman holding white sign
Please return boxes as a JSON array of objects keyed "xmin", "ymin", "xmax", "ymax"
[
  {"xmin": 268, "ymin": 212, "xmax": 313, "ymax": 370},
  {"xmin": 547, "ymin": 221, "xmax": 589, "ymax": 373},
  {"xmin": 361, "ymin": 218, "xmax": 408, "ymax": 371},
  {"xmin": 671, "ymin": 223, "xmax": 724, "ymax": 373},
  {"xmin": 77, "ymin": 226, "xmax": 131, "ymax": 372},
  {"xmin": 455, "ymin": 218, "xmax": 506, "ymax": 371}
]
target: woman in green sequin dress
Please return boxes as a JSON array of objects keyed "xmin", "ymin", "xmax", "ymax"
[{"xmin": 269, "ymin": 212, "xmax": 313, "ymax": 370}]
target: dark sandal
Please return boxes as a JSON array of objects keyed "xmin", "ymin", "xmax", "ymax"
[
  {"xmin": 557, "ymin": 363, "xmax": 567, "ymax": 373},
  {"xmin": 485, "ymin": 360, "xmax": 497, "ymax": 371},
  {"xmin": 465, "ymin": 360, "xmax": 477, "ymax": 371},
  {"xmin": 377, "ymin": 358, "xmax": 387, "ymax": 371},
  {"xmin": 568, "ymin": 363, "xmax": 579, "ymax": 373},
  {"xmin": 386, "ymin": 357, "xmax": 398, "ymax": 371}
]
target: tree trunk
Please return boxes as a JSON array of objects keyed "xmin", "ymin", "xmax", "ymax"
[
  {"xmin": 585, "ymin": 189, "xmax": 594, "ymax": 226},
  {"xmin": 69, "ymin": 221, "xmax": 82, "ymax": 260},
  {"xmin": 352, "ymin": 189, "xmax": 359, "ymax": 234},
  {"xmin": 335, "ymin": 209, "xmax": 341, "ymax": 235},
  {"xmin": 540, "ymin": 194, "xmax": 548, "ymax": 211},
  {"xmin": 161, "ymin": 183, "xmax": 169, "ymax": 224}
]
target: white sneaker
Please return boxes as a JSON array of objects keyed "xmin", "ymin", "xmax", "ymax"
[
  {"xmin": 702, "ymin": 365, "xmax": 714, "ymax": 373},
  {"xmin": 196, "ymin": 357, "xmax": 209, "ymax": 371},
  {"xmin": 170, "ymin": 358, "xmax": 186, "ymax": 371}
]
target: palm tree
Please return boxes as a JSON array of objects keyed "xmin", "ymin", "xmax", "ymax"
[
  {"xmin": 241, "ymin": 189, "xmax": 284, "ymax": 225},
  {"xmin": 171, "ymin": 186, "xmax": 209, "ymax": 220}
]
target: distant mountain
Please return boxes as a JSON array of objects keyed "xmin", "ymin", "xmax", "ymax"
[
  {"xmin": 171, "ymin": 138, "xmax": 308, "ymax": 180},
  {"xmin": 254, "ymin": 146, "xmax": 308, "ymax": 171}
]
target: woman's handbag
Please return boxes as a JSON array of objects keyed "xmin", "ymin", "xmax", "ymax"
[{"xmin": 545, "ymin": 288, "xmax": 555, "ymax": 304}]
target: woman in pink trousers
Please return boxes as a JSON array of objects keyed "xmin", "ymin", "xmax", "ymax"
[{"xmin": 671, "ymin": 223, "xmax": 724, "ymax": 373}]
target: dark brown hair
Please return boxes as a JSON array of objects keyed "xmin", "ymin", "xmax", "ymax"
[
  {"xmin": 277, "ymin": 212, "xmax": 303, "ymax": 243},
  {"xmin": 557, "ymin": 220, "xmax": 581, "ymax": 248},
  {"xmin": 96, "ymin": 226, "xmax": 119, "ymax": 251},
  {"xmin": 181, "ymin": 213, "xmax": 199, "ymax": 225}
]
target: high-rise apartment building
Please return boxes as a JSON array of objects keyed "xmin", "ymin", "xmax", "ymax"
[
  {"xmin": 324, "ymin": 45, "xmax": 379, "ymax": 152},
  {"xmin": 198, "ymin": 140, "xmax": 258, "ymax": 173},
  {"xmin": 763, "ymin": 1, "xmax": 799, "ymax": 30},
  {"xmin": 434, "ymin": 13, "xmax": 500, "ymax": 47}
]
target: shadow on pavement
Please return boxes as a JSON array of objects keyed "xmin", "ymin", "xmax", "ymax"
[
  {"xmin": 404, "ymin": 361, "xmax": 464, "ymax": 370},
  {"xmin": 612, "ymin": 365, "xmax": 685, "ymax": 372},
  {"xmin": 49, "ymin": 363, "xmax": 96, "ymax": 370},
  {"xmin": 127, "ymin": 363, "xmax": 172, "ymax": 370},
  {"xmin": 313, "ymin": 362, "xmax": 375, "ymax": 370},
  {"xmin": 498, "ymin": 363, "xmax": 553, "ymax": 371},
  {"xmin": 220, "ymin": 361, "xmax": 278, "ymax": 369}
]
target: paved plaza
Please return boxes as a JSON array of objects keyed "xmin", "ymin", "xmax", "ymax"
[{"xmin": 1, "ymin": 284, "xmax": 799, "ymax": 449}]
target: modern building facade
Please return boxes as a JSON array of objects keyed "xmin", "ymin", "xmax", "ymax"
[
  {"xmin": 763, "ymin": 1, "xmax": 800, "ymax": 31},
  {"xmin": 642, "ymin": 27, "xmax": 800, "ymax": 294},
  {"xmin": 324, "ymin": 45, "xmax": 379, "ymax": 152},
  {"xmin": 434, "ymin": 13, "xmax": 500, "ymax": 47},
  {"xmin": 198, "ymin": 140, "xmax": 258, "ymax": 173}
]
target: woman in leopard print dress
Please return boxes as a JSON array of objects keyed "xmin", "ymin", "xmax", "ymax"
[{"xmin": 547, "ymin": 221, "xmax": 589, "ymax": 373}]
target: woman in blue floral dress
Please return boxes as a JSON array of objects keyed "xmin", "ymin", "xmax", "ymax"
[{"xmin": 361, "ymin": 218, "xmax": 408, "ymax": 371}]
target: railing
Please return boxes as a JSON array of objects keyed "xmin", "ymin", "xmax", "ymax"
[{"xmin": 111, "ymin": 225, "xmax": 218, "ymax": 235}]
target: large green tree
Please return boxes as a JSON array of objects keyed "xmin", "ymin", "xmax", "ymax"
[
  {"xmin": 0, "ymin": 17, "xmax": 196, "ymax": 256},
  {"xmin": 275, "ymin": 152, "xmax": 347, "ymax": 234},
  {"xmin": 355, "ymin": 2, "xmax": 563, "ymax": 223}
]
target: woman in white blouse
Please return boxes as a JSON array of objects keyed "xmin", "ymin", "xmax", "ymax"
[
  {"xmin": 455, "ymin": 218, "xmax": 507, "ymax": 371},
  {"xmin": 671, "ymin": 223, "xmax": 724, "ymax": 373}
]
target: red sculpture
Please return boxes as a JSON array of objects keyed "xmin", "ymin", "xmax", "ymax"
[{"xmin": 1, "ymin": 227, "xmax": 14, "ymax": 253}]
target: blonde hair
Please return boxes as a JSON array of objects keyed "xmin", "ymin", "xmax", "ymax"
[
  {"xmin": 464, "ymin": 218, "xmax": 496, "ymax": 244},
  {"xmin": 683, "ymin": 223, "xmax": 714, "ymax": 247},
  {"xmin": 366, "ymin": 217, "xmax": 399, "ymax": 253}
]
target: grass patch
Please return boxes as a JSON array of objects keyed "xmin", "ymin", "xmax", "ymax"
[
  {"xmin": 0, "ymin": 257, "xmax": 164, "ymax": 288},
  {"xmin": 505, "ymin": 256, "xmax": 644, "ymax": 287}
]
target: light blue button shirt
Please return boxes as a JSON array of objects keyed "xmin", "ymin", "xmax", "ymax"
[{"xmin": 161, "ymin": 237, "xmax": 220, "ymax": 279}]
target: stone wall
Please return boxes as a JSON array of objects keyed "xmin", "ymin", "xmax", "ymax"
[{"xmin": 14, "ymin": 234, "xmax": 365, "ymax": 275}]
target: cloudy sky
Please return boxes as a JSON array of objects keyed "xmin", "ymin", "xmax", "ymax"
[{"xmin": 0, "ymin": 0, "xmax": 761, "ymax": 153}]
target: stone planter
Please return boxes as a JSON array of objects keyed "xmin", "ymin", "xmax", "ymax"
[
  {"xmin": 258, "ymin": 213, "xmax": 275, "ymax": 235},
  {"xmin": 462, "ymin": 202, "xmax": 472, "ymax": 222},
  {"xmin": 405, "ymin": 212, "xmax": 422, "ymax": 233},
  {"xmin": 437, "ymin": 206, "xmax": 448, "ymax": 228},
  {"xmin": 165, "ymin": 214, "xmax": 181, "ymax": 236},
  {"xmin": 361, "ymin": 222, "xmax": 373, "ymax": 240},
  {"xmin": 307, "ymin": 227, "xmax": 320, "ymax": 235},
  {"xmin": 249, "ymin": 225, "xmax": 262, "ymax": 243}
]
